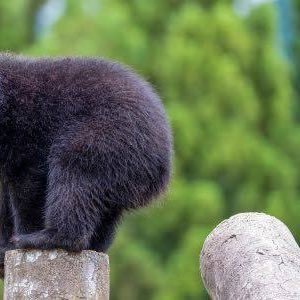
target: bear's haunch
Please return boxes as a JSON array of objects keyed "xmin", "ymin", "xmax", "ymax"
[{"xmin": 0, "ymin": 54, "xmax": 172, "ymax": 265}]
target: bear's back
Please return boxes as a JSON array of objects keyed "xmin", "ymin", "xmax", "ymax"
[
  {"xmin": 0, "ymin": 55, "xmax": 165, "ymax": 126},
  {"xmin": 0, "ymin": 55, "xmax": 171, "ymax": 167}
]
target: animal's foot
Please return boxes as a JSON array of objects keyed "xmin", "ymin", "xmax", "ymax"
[{"xmin": 12, "ymin": 229, "xmax": 87, "ymax": 252}]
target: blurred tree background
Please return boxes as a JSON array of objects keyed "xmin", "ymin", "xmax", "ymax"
[{"xmin": 0, "ymin": 0, "xmax": 299, "ymax": 299}]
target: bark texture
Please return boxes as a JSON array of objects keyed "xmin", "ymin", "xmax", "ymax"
[
  {"xmin": 4, "ymin": 249, "xmax": 109, "ymax": 300},
  {"xmin": 200, "ymin": 213, "xmax": 300, "ymax": 300}
]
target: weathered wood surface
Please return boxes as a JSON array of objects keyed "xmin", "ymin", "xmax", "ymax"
[
  {"xmin": 200, "ymin": 213, "xmax": 300, "ymax": 300},
  {"xmin": 4, "ymin": 249, "xmax": 109, "ymax": 299}
]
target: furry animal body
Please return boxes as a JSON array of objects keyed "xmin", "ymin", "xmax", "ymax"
[{"xmin": 0, "ymin": 54, "xmax": 172, "ymax": 268}]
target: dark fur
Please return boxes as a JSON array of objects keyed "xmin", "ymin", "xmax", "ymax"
[{"xmin": 0, "ymin": 54, "xmax": 172, "ymax": 268}]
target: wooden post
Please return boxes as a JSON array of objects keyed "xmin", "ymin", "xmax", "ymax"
[
  {"xmin": 4, "ymin": 249, "xmax": 109, "ymax": 300},
  {"xmin": 200, "ymin": 213, "xmax": 300, "ymax": 300}
]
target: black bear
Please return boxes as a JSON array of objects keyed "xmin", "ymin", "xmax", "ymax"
[{"xmin": 0, "ymin": 54, "xmax": 172, "ymax": 265}]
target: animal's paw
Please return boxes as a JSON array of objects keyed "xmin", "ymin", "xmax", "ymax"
[
  {"xmin": 11, "ymin": 230, "xmax": 87, "ymax": 252},
  {"xmin": 11, "ymin": 229, "xmax": 55, "ymax": 250}
]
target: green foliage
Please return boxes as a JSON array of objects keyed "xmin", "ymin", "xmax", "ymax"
[
  {"xmin": 293, "ymin": 0, "xmax": 300, "ymax": 108},
  {"xmin": 0, "ymin": 0, "xmax": 45, "ymax": 51},
  {"xmin": 0, "ymin": 0, "xmax": 299, "ymax": 299}
]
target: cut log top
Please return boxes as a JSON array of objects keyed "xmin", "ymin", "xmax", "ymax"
[
  {"xmin": 4, "ymin": 249, "xmax": 109, "ymax": 300},
  {"xmin": 200, "ymin": 212, "xmax": 300, "ymax": 300}
]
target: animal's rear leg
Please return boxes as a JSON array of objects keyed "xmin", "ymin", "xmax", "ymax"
[
  {"xmin": 13, "ymin": 165, "xmax": 102, "ymax": 252},
  {"xmin": 90, "ymin": 207, "xmax": 123, "ymax": 252}
]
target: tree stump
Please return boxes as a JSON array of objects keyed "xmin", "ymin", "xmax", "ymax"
[
  {"xmin": 4, "ymin": 249, "xmax": 109, "ymax": 299},
  {"xmin": 200, "ymin": 213, "xmax": 300, "ymax": 300}
]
